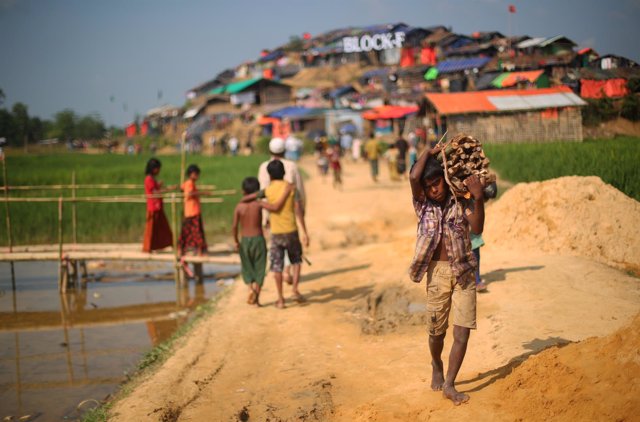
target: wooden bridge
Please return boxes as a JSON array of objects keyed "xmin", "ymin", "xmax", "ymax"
[{"xmin": 1, "ymin": 156, "xmax": 240, "ymax": 291}]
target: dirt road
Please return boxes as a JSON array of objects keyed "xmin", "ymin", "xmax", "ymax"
[{"xmin": 111, "ymin": 157, "xmax": 640, "ymax": 421}]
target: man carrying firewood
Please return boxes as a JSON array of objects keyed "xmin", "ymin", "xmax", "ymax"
[{"xmin": 408, "ymin": 142, "xmax": 485, "ymax": 406}]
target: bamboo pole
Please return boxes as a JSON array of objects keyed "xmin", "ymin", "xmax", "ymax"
[
  {"xmin": 71, "ymin": 171, "xmax": 77, "ymax": 245},
  {"xmin": 2, "ymin": 196, "xmax": 224, "ymax": 203},
  {"xmin": 180, "ymin": 132, "xmax": 186, "ymax": 187},
  {"xmin": 58, "ymin": 196, "xmax": 64, "ymax": 292},
  {"xmin": 2, "ymin": 155, "xmax": 16, "ymax": 288},
  {"xmin": 170, "ymin": 193, "xmax": 181, "ymax": 287},
  {"xmin": 0, "ymin": 184, "xmax": 217, "ymax": 191},
  {"xmin": 2, "ymin": 156, "xmax": 13, "ymax": 251}
]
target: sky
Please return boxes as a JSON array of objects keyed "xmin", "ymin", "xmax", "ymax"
[{"xmin": 1, "ymin": 0, "xmax": 639, "ymax": 127}]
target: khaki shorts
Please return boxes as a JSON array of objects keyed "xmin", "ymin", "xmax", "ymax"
[{"xmin": 425, "ymin": 261, "xmax": 476, "ymax": 336}]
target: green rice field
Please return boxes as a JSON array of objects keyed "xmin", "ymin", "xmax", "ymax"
[
  {"xmin": 0, "ymin": 153, "xmax": 268, "ymax": 245},
  {"xmin": 1, "ymin": 136, "xmax": 638, "ymax": 246},
  {"xmin": 484, "ymin": 137, "xmax": 640, "ymax": 201}
]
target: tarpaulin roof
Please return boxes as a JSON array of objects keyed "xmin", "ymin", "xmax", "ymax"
[
  {"xmin": 362, "ymin": 105, "xmax": 419, "ymax": 120},
  {"xmin": 580, "ymin": 79, "xmax": 629, "ymax": 99},
  {"xmin": 517, "ymin": 36, "xmax": 576, "ymax": 49},
  {"xmin": 268, "ymin": 106, "xmax": 326, "ymax": 120},
  {"xmin": 425, "ymin": 86, "xmax": 586, "ymax": 115},
  {"xmin": 491, "ymin": 70, "xmax": 545, "ymax": 88},
  {"xmin": 328, "ymin": 85, "xmax": 357, "ymax": 99},
  {"xmin": 210, "ymin": 78, "xmax": 261, "ymax": 95},
  {"xmin": 436, "ymin": 57, "xmax": 491, "ymax": 73},
  {"xmin": 259, "ymin": 50, "xmax": 284, "ymax": 63}
]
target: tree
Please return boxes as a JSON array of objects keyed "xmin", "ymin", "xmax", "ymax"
[
  {"xmin": 75, "ymin": 114, "xmax": 105, "ymax": 139},
  {"xmin": 12, "ymin": 102, "xmax": 30, "ymax": 150},
  {"xmin": 50, "ymin": 109, "xmax": 76, "ymax": 141},
  {"xmin": 0, "ymin": 88, "xmax": 5, "ymax": 107}
]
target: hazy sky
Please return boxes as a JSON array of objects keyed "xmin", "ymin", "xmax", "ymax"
[{"xmin": 1, "ymin": 0, "xmax": 639, "ymax": 126}]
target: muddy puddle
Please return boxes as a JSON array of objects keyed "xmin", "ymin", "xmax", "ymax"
[{"xmin": 0, "ymin": 261, "xmax": 239, "ymax": 421}]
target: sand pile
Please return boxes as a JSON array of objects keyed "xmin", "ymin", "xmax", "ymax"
[
  {"xmin": 491, "ymin": 313, "xmax": 640, "ymax": 421},
  {"xmin": 485, "ymin": 176, "xmax": 640, "ymax": 272},
  {"xmin": 283, "ymin": 63, "xmax": 374, "ymax": 88}
]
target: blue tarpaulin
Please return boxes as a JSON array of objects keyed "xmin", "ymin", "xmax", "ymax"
[
  {"xmin": 269, "ymin": 106, "xmax": 325, "ymax": 120},
  {"xmin": 436, "ymin": 57, "xmax": 491, "ymax": 74}
]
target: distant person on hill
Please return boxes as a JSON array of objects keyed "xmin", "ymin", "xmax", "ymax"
[
  {"xmin": 471, "ymin": 181, "xmax": 497, "ymax": 293},
  {"xmin": 327, "ymin": 144, "xmax": 343, "ymax": 189},
  {"xmin": 178, "ymin": 165, "xmax": 210, "ymax": 271},
  {"xmin": 228, "ymin": 136, "xmax": 239, "ymax": 156},
  {"xmin": 395, "ymin": 136, "xmax": 409, "ymax": 179},
  {"xmin": 233, "ymin": 176, "xmax": 292, "ymax": 306},
  {"xmin": 364, "ymin": 135, "xmax": 383, "ymax": 182},
  {"xmin": 142, "ymin": 158, "xmax": 175, "ymax": 253},
  {"xmin": 384, "ymin": 144, "xmax": 401, "ymax": 182},
  {"xmin": 352, "ymin": 136, "xmax": 363, "ymax": 161},
  {"xmin": 408, "ymin": 146, "xmax": 485, "ymax": 406}
]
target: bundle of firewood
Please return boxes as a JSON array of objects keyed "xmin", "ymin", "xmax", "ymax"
[{"xmin": 436, "ymin": 133, "xmax": 496, "ymax": 198}]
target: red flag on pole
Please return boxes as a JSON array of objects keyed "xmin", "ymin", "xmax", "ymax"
[{"xmin": 508, "ymin": 4, "xmax": 516, "ymax": 13}]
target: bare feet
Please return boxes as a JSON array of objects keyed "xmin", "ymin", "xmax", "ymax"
[
  {"xmin": 180, "ymin": 257, "xmax": 194, "ymax": 278},
  {"xmin": 275, "ymin": 299, "xmax": 286, "ymax": 309},
  {"xmin": 247, "ymin": 291, "xmax": 257, "ymax": 305},
  {"xmin": 443, "ymin": 385, "xmax": 469, "ymax": 406},
  {"xmin": 477, "ymin": 280, "xmax": 488, "ymax": 292},
  {"xmin": 431, "ymin": 360, "xmax": 444, "ymax": 391},
  {"xmin": 292, "ymin": 292, "xmax": 306, "ymax": 303}
]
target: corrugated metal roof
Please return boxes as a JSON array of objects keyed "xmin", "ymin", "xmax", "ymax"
[
  {"xmin": 436, "ymin": 57, "xmax": 491, "ymax": 73},
  {"xmin": 516, "ymin": 37, "xmax": 546, "ymax": 49},
  {"xmin": 425, "ymin": 86, "xmax": 586, "ymax": 115}
]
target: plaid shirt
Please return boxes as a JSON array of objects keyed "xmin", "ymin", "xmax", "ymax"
[{"xmin": 408, "ymin": 195, "xmax": 477, "ymax": 283}]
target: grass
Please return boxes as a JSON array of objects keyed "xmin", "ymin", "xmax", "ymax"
[
  {"xmin": 81, "ymin": 286, "xmax": 231, "ymax": 422},
  {"xmin": 1, "ymin": 152, "xmax": 269, "ymax": 245},
  {"xmin": 484, "ymin": 137, "xmax": 640, "ymax": 201}
]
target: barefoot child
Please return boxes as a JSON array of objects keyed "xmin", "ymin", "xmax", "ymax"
[
  {"xmin": 178, "ymin": 165, "xmax": 210, "ymax": 277},
  {"xmin": 408, "ymin": 146, "xmax": 485, "ymax": 406},
  {"xmin": 233, "ymin": 177, "xmax": 291, "ymax": 306}
]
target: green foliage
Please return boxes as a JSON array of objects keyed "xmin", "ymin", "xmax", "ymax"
[
  {"xmin": 49, "ymin": 109, "xmax": 106, "ymax": 140},
  {"xmin": 620, "ymin": 94, "xmax": 640, "ymax": 121},
  {"xmin": 0, "ymin": 153, "xmax": 269, "ymax": 245},
  {"xmin": 256, "ymin": 135, "xmax": 271, "ymax": 154},
  {"xmin": 581, "ymin": 97, "xmax": 618, "ymax": 126},
  {"xmin": 627, "ymin": 78, "xmax": 640, "ymax": 94},
  {"xmin": 285, "ymin": 35, "xmax": 304, "ymax": 52},
  {"xmin": 484, "ymin": 137, "xmax": 640, "ymax": 201}
]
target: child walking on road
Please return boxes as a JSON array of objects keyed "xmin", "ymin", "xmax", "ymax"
[{"xmin": 233, "ymin": 176, "xmax": 292, "ymax": 306}]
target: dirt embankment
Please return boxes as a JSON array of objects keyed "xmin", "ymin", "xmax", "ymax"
[
  {"xmin": 485, "ymin": 176, "xmax": 640, "ymax": 273},
  {"xmin": 110, "ymin": 160, "xmax": 640, "ymax": 422}
]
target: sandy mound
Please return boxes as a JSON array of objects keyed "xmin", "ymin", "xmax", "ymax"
[
  {"xmin": 491, "ymin": 313, "xmax": 640, "ymax": 421},
  {"xmin": 353, "ymin": 284, "xmax": 428, "ymax": 334},
  {"xmin": 283, "ymin": 63, "xmax": 374, "ymax": 88},
  {"xmin": 485, "ymin": 176, "xmax": 640, "ymax": 272}
]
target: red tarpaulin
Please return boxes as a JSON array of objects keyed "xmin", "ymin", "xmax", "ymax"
[
  {"xmin": 580, "ymin": 78, "xmax": 629, "ymax": 99},
  {"xmin": 140, "ymin": 121, "xmax": 149, "ymax": 136},
  {"xmin": 362, "ymin": 105, "xmax": 419, "ymax": 120},
  {"xmin": 420, "ymin": 46, "xmax": 437, "ymax": 66},
  {"xmin": 400, "ymin": 47, "xmax": 415, "ymax": 67},
  {"xmin": 125, "ymin": 123, "xmax": 137, "ymax": 138}
]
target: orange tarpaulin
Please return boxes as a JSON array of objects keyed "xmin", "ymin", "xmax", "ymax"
[
  {"xmin": 499, "ymin": 70, "xmax": 544, "ymax": 88},
  {"xmin": 362, "ymin": 105, "xmax": 419, "ymax": 120},
  {"xmin": 580, "ymin": 78, "xmax": 629, "ymax": 99}
]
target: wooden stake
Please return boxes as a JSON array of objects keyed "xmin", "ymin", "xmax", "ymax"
[
  {"xmin": 170, "ymin": 193, "xmax": 181, "ymax": 287},
  {"xmin": 2, "ymin": 156, "xmax": 16, "ymax": 288},
  {"xmin": 71, "ymin": 171, "xmax": 77, "ymax": 245},
  {"xmin": 180, "ymin": 132, "xmax": 186, "ymax": 186},
  {"xmin": 2, "ymin": 155, "xmax": 13, "ymax": 252},
  {"xmin": 58, "ymin": 196, "xmax": 64, "ymax": 292}
]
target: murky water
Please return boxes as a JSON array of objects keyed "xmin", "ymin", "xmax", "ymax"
[{"xmin": 0, "ymin": 261, "xmax": 238, "ymax": 421}]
